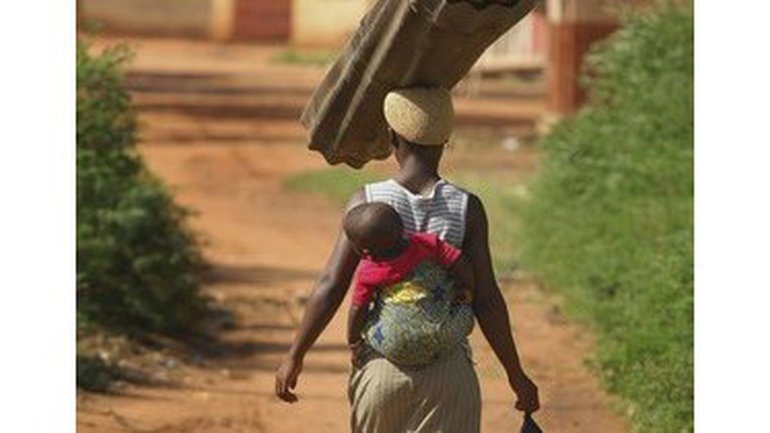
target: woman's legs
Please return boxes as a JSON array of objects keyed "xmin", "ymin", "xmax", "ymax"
[
  {"xmin": 348, "ymin": 345, "xmax": 481, "ymax": 433},
  {"xmin": 409, "ymin": 346, "xmax": 481, "ymax": 433},
  {"xmin": 349, "ymin": 355, "xmax": 414, "ymax": 433}
]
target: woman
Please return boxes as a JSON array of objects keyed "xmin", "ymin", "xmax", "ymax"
[{"xmin": 275, "ymin": 87, "xmax": 539, "ymax": 432}]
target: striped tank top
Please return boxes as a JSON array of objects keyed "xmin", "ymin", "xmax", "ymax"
[{"xmin": 364, "ymin": 179, "xmax": 469, "ymax": 248}]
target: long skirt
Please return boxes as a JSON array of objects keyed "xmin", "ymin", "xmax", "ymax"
[{"xmin": 349, "ymin": 344, "xmax": 481, "ymax": 433}]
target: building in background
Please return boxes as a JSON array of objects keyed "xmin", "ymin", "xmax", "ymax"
[
  {"xmin": 545, "ymin": 0, "xmax": 621, "ymax": 116},
  {"xmin": 472, "ymin": 5, "xmax": 548, "ymax": 75},
  {"xmin": 78, "ymin": 0, "xmax": 356, "ymax": 45},
  {"xmin": 233, "ymin": 0, "xmax": 292, "ymax": 41},
  {"xmin": 78, "ymin": 0, "xmax": 544, "ymax": 49},
  {"xmin": 291, "ymin": 0, "xmax": 370, "ymax": 47},
  {"xmin": 79, "ymin": 1, "xmax": 645, "ymax": 118},
  {"xmin": 78, "ymin": 0, "xmax": 237, "ymax": 40}
]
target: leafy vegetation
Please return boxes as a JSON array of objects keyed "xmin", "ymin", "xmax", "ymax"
[
  {"xmin": 521, "ymin": 6, "xmax": 693, "ymax": 432},
  {"xmin": 76, "ymin": 354, "xmax": 126, "ymax": 392},
  {"xmin": 283, "ymin": 167, "xmax": 384, "ymax": 204},
  {"xmin": 77, "ymin": 39, "xmax": 206, "ymax": 339}
]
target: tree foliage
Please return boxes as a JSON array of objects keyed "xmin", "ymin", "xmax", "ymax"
[{"xmin": 77, "ymin": 40, "xmax": 206, "ymax": 336}]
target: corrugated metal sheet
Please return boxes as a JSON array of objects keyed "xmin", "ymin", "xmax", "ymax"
[{"xmin": 300, "ymin": 0, "xmax": 537, "ymax": 168}]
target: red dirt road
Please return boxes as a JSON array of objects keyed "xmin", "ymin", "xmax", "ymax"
[{"xmin": 77, "ymin": 37, "xmax": 629, "ymax": 433}]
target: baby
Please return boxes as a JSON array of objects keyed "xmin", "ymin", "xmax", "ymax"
[{"xmin": 344, "ymin": 202, "xmax": 475, "ymax": 366}]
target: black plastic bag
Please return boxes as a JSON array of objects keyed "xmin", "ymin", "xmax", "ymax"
[{"xmin": 521, "ymin": 412, "xmax": 543, "ymax": 433}]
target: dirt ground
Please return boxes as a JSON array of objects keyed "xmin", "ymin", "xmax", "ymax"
[{"xmin": 77, "ymin": 37, "xmax": 629, "ymax": 433}]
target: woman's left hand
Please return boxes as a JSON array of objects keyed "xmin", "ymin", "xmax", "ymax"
[
  {"xmin": 275, "ymin": 355, "xmax": 303, "ymax": 403},
  {"xmin": 509, "ymin": 371, "xmax": 540, "ymax": 413}
]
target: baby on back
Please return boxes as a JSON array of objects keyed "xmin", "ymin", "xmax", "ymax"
[{"xmin": 344, "ymin": 202, "xmax": 475, "ymax": 367}]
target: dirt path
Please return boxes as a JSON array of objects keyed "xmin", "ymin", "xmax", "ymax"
[{"xmin": 78, "ymin": 37, "xmax": 629, "ymax": 433}]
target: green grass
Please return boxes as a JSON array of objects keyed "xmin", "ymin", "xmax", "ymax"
[
  {"xmin": 520, "ymin": 6, "xmax": 693, "ymax": 432},
  {"xmin": 283, "ymin": 167, "xmax": 385, "ymax": 204}
]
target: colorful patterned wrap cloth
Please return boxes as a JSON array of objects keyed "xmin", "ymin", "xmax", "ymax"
[{"xmin": 363, "ymin": 259, "xmax": 475, "ymax": 366}]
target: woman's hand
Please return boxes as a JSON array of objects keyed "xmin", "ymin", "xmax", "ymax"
[
  {"xmin": 509, "ymin": 371, "xmax": 540, "ymax": 413},
  {"xmin": 275, "ymin": 355, "xmax": 303, "ymax": 403}
]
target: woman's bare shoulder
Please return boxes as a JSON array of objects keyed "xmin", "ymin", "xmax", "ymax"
[
  {"xmin": 465, "ymin": 193, "xmax": 486, "ymax": 222},
  {"xmin": 464, "ymin": 193, "xmax": 489, "ymax": 247}
]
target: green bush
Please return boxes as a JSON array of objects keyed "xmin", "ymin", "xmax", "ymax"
[
  {"xmin": 77, "ymin": 40, "xmax": 206, "ymax": 336},
  {"xmin": 76, "ymin": 354, "xmax": 125, "ymax": 392},
  {"xmin": 521, "ymin": 6, "xmax": 692, "ymax": 432},
  {"xmin": 77, "ymin": 41, "xmax": 135, "ymax": 152}
]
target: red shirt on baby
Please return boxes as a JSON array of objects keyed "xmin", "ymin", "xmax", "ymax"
[{"xmin": 351, "ymin": 232, "xmax": 461, "ymax": 307}]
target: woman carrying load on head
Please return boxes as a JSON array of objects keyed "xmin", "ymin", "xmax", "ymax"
[{"xmin": 275, "ymin": 86, "xmax": 539, "ymax": 433}]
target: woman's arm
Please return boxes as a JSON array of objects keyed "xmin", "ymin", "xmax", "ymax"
[
  {"xmin": 463, "ymin": 194, "xmax": 540, "ymax": 412},
  {"xmin": 275, "ymin": 189, "xmax": 365, "ymax": 403}
]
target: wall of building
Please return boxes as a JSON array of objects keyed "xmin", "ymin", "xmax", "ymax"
[
  {"xmin": 546, "ymin": 0, "xmax": 621, "ymax": 23},
  {"xmin": 545, "ymin": 0, "xmax": 623, "ymax": 116},
  {"xmin": 80, "ymin": 0, "xmax": 216, "ymax": 38},
  {"xmin": 291, "ymin": 0, "xmax": 369, "ymax": 47},
  {"xmin": 233, "ymin": 0, "xmax": 291, "ymax": 41}
]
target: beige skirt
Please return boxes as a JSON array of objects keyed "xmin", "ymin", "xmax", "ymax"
[{"xmin": 348, "ymin": 343, "xmax": 481, "ymax": 433}]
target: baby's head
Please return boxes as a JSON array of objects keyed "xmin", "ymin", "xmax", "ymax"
[{"xmin": 344, "ymin": 203, "xmax": 404, "ymax": 259}]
